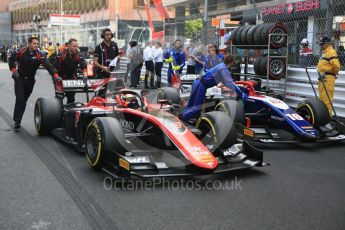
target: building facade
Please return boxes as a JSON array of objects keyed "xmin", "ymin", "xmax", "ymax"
[
  {"xmin": 0, "ymin": 0, "xmax": 12, "ymax": 46},
  {"xmin": 9, "ymin": 0, "xmax": 174, "ymax": 49}
]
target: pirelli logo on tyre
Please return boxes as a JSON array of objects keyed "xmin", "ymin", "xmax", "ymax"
[
  {"xmin": 119, "ymin": 158, "xmax": 130, "ymax": 171},
  {"xmin": 244, "ymin": 128, "xmax": 255, "ymax": 138}
]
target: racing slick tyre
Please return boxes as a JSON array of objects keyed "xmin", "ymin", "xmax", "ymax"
[
  {"xmin": 253, "ymin": 24, "xmax": 266, "ymax": 45},
  {"xmin": 231, "ymin": 27, "xmax": 241, "ymax": 45},
  {"xmin": 253, "ymin": 56, "xmax": 263, "ymax": 75},
  {"xmin": 235, "ymin": 26, "xmax": 245, "ymax": 45},
  {"xmin": 296, "ymin": 98, "xmax": 331, "ymax": 126},
  {"xmin": 259, "ymin": 56, "xmax": 286, "ymax": 80},
  {"xmin": 85, "ymin": 117, "xmax": 127, "ymax": 170},
  {"xmin": 240, "ymin": 25, "xmax": 253, "ymax": 45},
  {"xmin": 34, "ymin": 97, "xmax": 63, "ymax": 135},
  {"xmin": 214, "ymin": 100, "xmax": 245, "ymax": 125},
  {"xmin": 247, "ymin": 25, "xmax": 259, "ymax": 45},
  {"xmin": 196, "ymin": 111, "xmax": 237, "ymax": 154},
  {"xmin": 260, "ymin": 23, "xmax": 288, "ymax": 48},
  {"xmin": 156, "ymin": 87, "xmax": 181, "ymax": 105}
]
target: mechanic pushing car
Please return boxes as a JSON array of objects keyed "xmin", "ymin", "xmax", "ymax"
[
  {"xmin": 316, "ymin": 36, "xmax": 341, "ymax": 115},
  {"xmin": 164, "ymin": 39, "xmax": 186, "ymax": 86},
  {"xmin": 182, "ymin": 54, "xmax": 248, "ymax": 122},
  {"xmin": 93, "ymin": 28, "xmax": 119, "ymax": 79},
  {"xmin": 54, "ymin": 38, "xmax": 88, "ymax": 104},
  {"xmin": 9, "ymin": 36, "xmax": 58, "ymax": 130}
]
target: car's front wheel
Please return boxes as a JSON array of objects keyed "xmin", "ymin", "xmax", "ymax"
[
  {"xmin": 296, "ymin": 98, "xmax": 330, "ymax": 126},
  {"xmin": 85, "ymin": 117, "xmax": 127, "ymax": 170},
  {"xmin": 196, "ymin": 111, "xmax": 237, "ymax": 155}
]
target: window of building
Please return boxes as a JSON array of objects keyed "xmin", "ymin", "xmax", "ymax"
[{"xmin": 135, "ymin": 0, "xmax": 154, "ymax": 7}]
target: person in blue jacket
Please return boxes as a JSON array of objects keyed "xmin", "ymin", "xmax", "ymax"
[
  {"xmin": 164, "ymin": 39, "xmax": 186, "ymax": 86},
  {"xmin": 204, "ymin": 44, "xmax": 223, "ymax": 72},
  {"xmin": 182, "ymin": 54, "xmax": 248, "ymax": 122}
]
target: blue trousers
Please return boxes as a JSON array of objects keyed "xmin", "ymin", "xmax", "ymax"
[{"xmin": 182, "ymin": 79, "xmax": 207, "ymax": 122}]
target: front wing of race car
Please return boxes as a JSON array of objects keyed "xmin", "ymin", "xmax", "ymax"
[{"xmin": 100, "ymin": 141, "xmax": 264, "ymax": 179}]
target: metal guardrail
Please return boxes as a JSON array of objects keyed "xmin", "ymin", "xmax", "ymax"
[{"xmin": 118, "ymin": 57, "xmax": 345, "ymax": 118}]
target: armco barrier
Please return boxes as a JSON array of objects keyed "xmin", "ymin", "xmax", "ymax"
[{"xmin": 118, "ymin": 57, "xmax": 345, "ymax": 118}]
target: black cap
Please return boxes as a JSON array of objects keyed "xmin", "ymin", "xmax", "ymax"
[{"xmin": 318, "ymin": 36, "xmax": 331, "ymax": 46}]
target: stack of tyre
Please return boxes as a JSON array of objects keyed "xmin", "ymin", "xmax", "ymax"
[{"xmin": 232, "ymin": 23, "xmax": 288, "ymax": 80}]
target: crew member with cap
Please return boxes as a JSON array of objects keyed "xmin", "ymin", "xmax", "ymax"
[
  {"xmin": 182, "ymin": 54, "xmax": 247, "ymax": 122},
  {"xmin": 317, "ymin": 36, "xmax": 340, "ymax": 115},
  {"xmin": 164, "ymin": 39, "xmax": 186, "ymax": 86},
  {"xmin": 93, "ymin": 28, "xmax": 119, "ymax": 78},
  {"xmin": 9, "ymin": 36, "xmax": 58, "ymax": 130},
  {"xmin": 299, "ymin": 38, "xmax": 313, "ymax": 67}
]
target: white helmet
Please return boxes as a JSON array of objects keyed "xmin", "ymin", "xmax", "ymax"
[{"xmin": 300, "ymin": 38, "xmax": 308, "ymax": 44}]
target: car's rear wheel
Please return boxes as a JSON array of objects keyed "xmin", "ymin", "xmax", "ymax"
[
  {"xmin": 34, "ymin": 97, "xmax": 63, "ymax": 135},
  {"xmin": 85, "ymin": 117, "xmax": 127, "ymax": 170},
  {"xmin": 296, "ymin": 98, "xmax": 331, "ymax": 126},
  {"xmin": 156, "ymin": 87, "xmax": 181, "ymax": 105},
  {"xmin": 196, "ymin": 111, "xmax": 237, "ymax": 154}
]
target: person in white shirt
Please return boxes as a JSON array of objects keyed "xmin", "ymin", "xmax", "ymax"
[
  {"xmin": 152, "ymin": 41, "xmax": 163, "ymax": 88},
  {"xmin": 143, "ymin": 41, "xmax": 154, "ymax": 89}
]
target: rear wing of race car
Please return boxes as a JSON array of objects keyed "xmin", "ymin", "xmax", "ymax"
[
  {"xmin": 180, "ymin": 74, "xmax": 200, "ymax": 85},
  {"xmin": 54, "ymin": 79, "xmax": 105, "ymax": 101}
]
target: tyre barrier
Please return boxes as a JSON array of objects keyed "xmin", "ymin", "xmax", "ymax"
[{"xmin": 232, "ymin": 23, "xmax": 288, "ymax": 48}]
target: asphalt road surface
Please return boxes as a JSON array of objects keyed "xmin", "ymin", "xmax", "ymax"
[{"xmin": 0, "ymin": 63, "xmax": 344, "ymax": 230}]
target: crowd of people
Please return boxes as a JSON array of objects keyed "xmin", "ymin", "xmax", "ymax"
[{"xmin": 124, "ymin": 38, "xmax": 235, "ymax": 89}]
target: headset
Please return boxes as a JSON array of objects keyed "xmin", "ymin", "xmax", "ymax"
[{"xmin": 101, "ymin": 28, "xmax": 114, "ymax": 39}]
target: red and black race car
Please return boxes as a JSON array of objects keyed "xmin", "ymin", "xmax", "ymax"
[{"xmin": 34, "ymin": 78, "xmax": 264, "ymax": 179}]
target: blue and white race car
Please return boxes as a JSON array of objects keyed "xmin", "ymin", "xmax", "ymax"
[{"xmin": 158, "ymin": 79, "xmax": 345, "ymax": 144}]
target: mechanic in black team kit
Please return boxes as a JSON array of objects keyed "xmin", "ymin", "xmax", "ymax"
[
  {"xmin": 93, "ymin": 28, "xmax": 119, "ymax": 78},
  {"xmin": 54, "ymin": 38, "xmax": 88, "ymax": 104},
  {"xmin": 9, "ymin": 36, "xmax": 58, "ymax": 130}
]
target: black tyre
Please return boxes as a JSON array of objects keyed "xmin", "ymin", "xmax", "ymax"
[
  {"xmin": 34, "ymin": 97, "xmax": 63, "ymax": 135},
  {"xmin": 268, "ymin": 58, "xmax": 286, "ymax": 80},
  {"xmin": 231, "ymin": 27, "xmax": 241, "ymax": 45},
  {"xmin": 253, "ymin": 24, "xmax": 266, "ymax": 45},
  {"xmin": 214, "ymin": 100, "xmax": 245, "ymax": 125},
  {"xmin": 260, "ymin": 23, "xmax": 275, "ymax": 45},
  {"xmin": 240, "ymin": 25, "xmax": 252, "ymax": 45},
  {"xmin": 235, "ymin": 27, "xmax": 245, "ymax": 45},
  {"xmin": 261, "ymin": 23, "xmax": 288, "ymax": 48},
  {"xmin": 253, "ymin": 56, "xmax": 263, "ymax": 75},
  {"xmin": 85, "ymin": 117, "xmax": 127, "ymax": 170},
  {"xmin": 196, "ymin": 111, "xmax": 237, "ymax": 153},
  {"xmin": 247, "ymin": 25, "xmax": 259, "ymax": 45},
  {"xmin": 296, "ymin": 98, "xmax": 330, "ymax": 126},
  {"xmin": 259, "ymin": 55, "xmax": 268, "ymax": 77},
  {"xmin": 157, "ymin": 87, "xmax": 181, "ymax": 105},
  {"xmin": 259, "ymin": 56, "xmax": 285, "ymax": 80}
]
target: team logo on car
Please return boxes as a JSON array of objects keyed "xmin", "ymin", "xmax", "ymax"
[
  {"xmin": 166, "ymin": 121, "xmax": 187, "ymax": 134},
  {"xmin": 75, "ymin": 111, "xmax": 81, "ymax": 127},
  {"xmin": 120, "ymin": 119, "xmax": 135, "ymax": 130}
]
